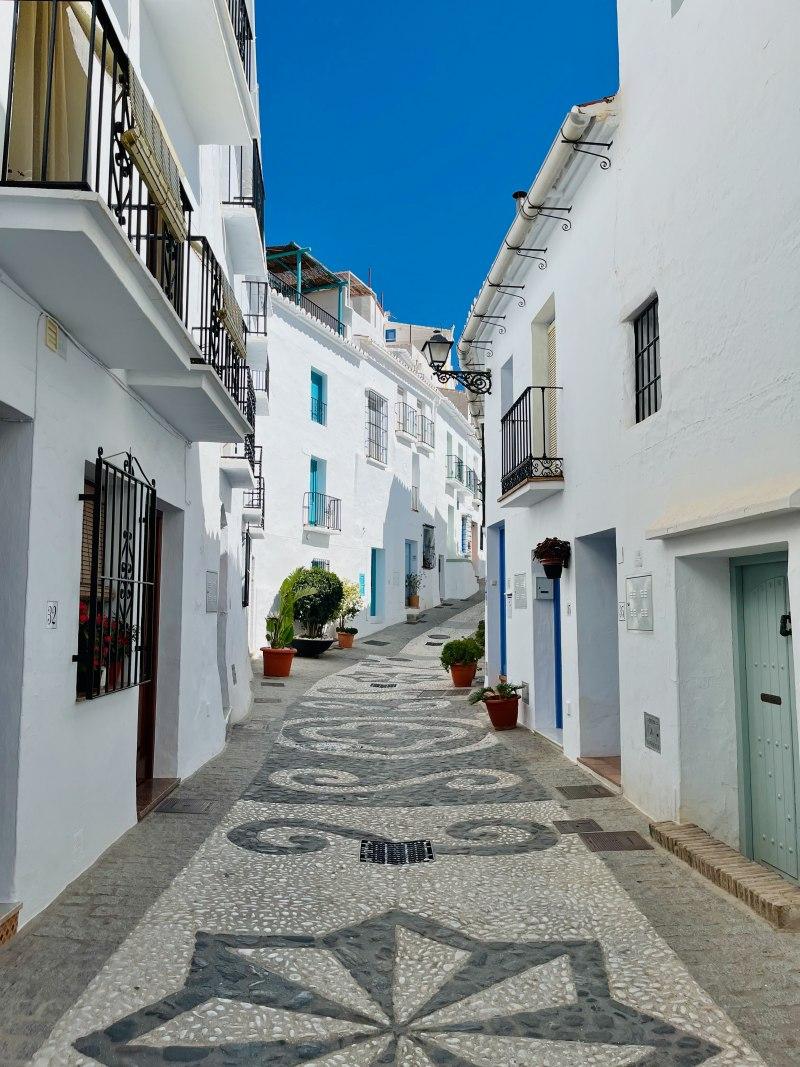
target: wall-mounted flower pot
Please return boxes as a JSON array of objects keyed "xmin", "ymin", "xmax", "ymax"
[
  {"xmin": 261, "ymin": 646, "xmax": 296, "ymax": 678},
  {"xmin": 407, "ymin": 594, "xmax": 420, "ymax": 608},
  {"xmin": 292, "ymin": 637, "xmax": 335, "ymax": 658},
  {"xmin": 337, "ymin": 631, "xmax": 355, "ymax": 649},
  {"xmin": 484, "ymin": 695, "xmax": 519, "ymax": 731},
  {"xmin": 540, "ymin": 559, "xmax": 563, "ymax": 580},
  {"xmin": 450, "ymin": 662, "xmax": 477, "ymax": 687}
]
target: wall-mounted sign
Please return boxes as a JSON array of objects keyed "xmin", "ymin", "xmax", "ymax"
[
  {"xmin": 513, "ymin": 573, "xmax": 527, "ymax": 609},
  {"xmin": 46, "ymin": 601, "xmax": 58, "ymax": 628},
  {"xmin": 618, "ymin": 602, "xmax": 626, "ymax": 622},
  {"xmin": 358, "ymin": 573, "xmax": 366, "ymax": 597},
  {"xmin": 626, "ymin": 575, "xmax": 653, "ymax": 631},
  {"xmin": 644, "ymin": 712, "xmax": 661, "ymax": 753},
  {"xmin": 206, "ymin": 571, "xmax": 219, "ymax": 613}
]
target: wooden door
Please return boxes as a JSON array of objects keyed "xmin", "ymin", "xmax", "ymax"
[
  {"xmin": 137, "ymin": 511, "xmax": 163, "ymax": 786},
  {"xmin": 742, "ymin": 561, "xmax": 798, "ymax": 878}
]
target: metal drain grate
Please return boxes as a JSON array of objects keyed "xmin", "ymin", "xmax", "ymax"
[
  {"xmin": 254, "ymin": 697, "xmax": 281, "ymax": 704},
  {"xmin": 370, "ymin": 682, "xmax": 397, "ymax": 689},
  {"xmin": 553, "ymin": 819, "xmax": 603, "ymax": 834},
  {"xmin": 425, "ymin": 641, "xmax": 444, "ymax": 647},
  {"xmin": 428, "ymin": 633, "xmax": 450, "ymax": 639},
  {"xmin": 360, "ymin": 839, "xmax": 435, "ymax": 865},
  {"xmin": 556, "ymin": 783, "xmax": 615, "ymax": 800},
  {"xmin": 364, "ymin": 639, "xmax": 391, "ymax": 646},
  {"xmin": 157, "ymin": 798, "xmax": 212, "ymax": 814},
  {"xmin": 579, "ymin": 830, "xmax": 653, "ymax": 852},
  {"xmin": 261, "ymin": 681, "xmax": 285, "ymax": 687}
]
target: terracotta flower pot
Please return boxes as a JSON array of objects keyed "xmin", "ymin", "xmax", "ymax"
[
  {"xmin": 261, "ymin": 646, "xmax": 296, "ymax": 678},
  {"xmin": 337, "ymin": 631, "xmax": 355, "ymax": 649},
  {"xmin": 540, "ymin": 558, "xmax": 563, "ymax": 580},
  {"xmin": 450, "ymin": 662, "xmax": 477, "ymax": 687},
  {"xmin": 485, "ymin": 695, "xmax": 519, "ymax": 731},
  {"xmin": 407, "ymin": 594, "xmax": 420, "ymax": 608}
]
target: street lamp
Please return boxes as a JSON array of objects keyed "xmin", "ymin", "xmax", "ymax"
[{"xmin": 421, "ymin": 331, "xmax": 492, "ymax": 395}]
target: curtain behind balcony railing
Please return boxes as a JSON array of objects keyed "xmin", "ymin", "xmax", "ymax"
[{"xmin": 5, "ymin": 1, "xmax": 89, "ymax": 183}]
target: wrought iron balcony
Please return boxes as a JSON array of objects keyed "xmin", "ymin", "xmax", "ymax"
[
  {"xmin": 251, "ymin": 367, "xmax": 270, "ymax": 396},
  {"xmin": 417, "ymin": 413, "xmax": 435, "ymax": 449},
  {"xmin": 303, "ymin": 491, "xmax": 342, "ymax": 532},
  {"xmin": 225, "ymin": 141, "xmax": 264, "ymax": 236},
  {"xmin": 243, "ymin": 280, "xmax": 268, "ymax": 336},
  {"xmin": 225, "ymin": 0, "xmax": 254, "ymax": 89},
  {"xmin": 311, "ymin": 397, "xmax": 327, "ymax": 424},
  {"xmin": 396, "ymin": 402, "xmax": 417, "ymax": 438},
  {"xmin": 269, "ymin": 272, "xmax": 345, "ymax": 337},
  {"xmin": 190, "ymin": 236, "xmax": 254, "ymax": 425},
  {"xmin": 446, "ymin": 454, "xmax": 465, "ymax": 484},
  {"xmin": 465, "ymin": 467, "xmax": 477, "ymax": 494},
  {"xmin": 411, "ymin": 485, "xmax": 420, "ymax": 512},
  {"xmin": 501, "ymin": 386, "xmax": 563, "ymax": 497},
  {"xmin": 244, "ymin": 446, "xmax": 265, "ymax": 527},
  {"xmin": 1, "ymin": 0, "xmax": 193, "ymax": 327},
  {"xmin": 226, "ymin": 433, "xmax": 256, "ymax": 472}
]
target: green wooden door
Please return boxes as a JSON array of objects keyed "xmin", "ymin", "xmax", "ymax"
[{"xmin": 742, "ymin": 561, "xmax": 798, "ymax": 878}]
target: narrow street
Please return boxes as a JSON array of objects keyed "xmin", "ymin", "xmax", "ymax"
[{"xmin": 0, "ymin": 600, "xmax": 791, "ymax": 1065}]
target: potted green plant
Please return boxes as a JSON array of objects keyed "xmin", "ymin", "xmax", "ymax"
[
  {"xmin": 262, "ymin": 568, "xmax": 312, "ymax": 677},
  {"xmin": 440, "ymin": 636, "xmax": 483, "ymax": 687},
  {"xmin": 533, "ymin": 537, "xmax": 571, "ymax": 580},
  {"xmin": 469, "ymin": 682, "xmax": 525, "ymax": 731},
  {"xmin": 406, "ymin": 571, "xmax": 422, "ymax": 608},
  {"xmin": 336, "ymin": 580, "xmax": 363, "ymax": 649},
  {"xmin": 292, "ymin": 568, "xmax": 344, "ymax": 656}
]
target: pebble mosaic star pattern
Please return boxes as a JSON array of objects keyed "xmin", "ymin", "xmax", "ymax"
[{"xmin": 31, "ymin": 608, "xmax": 766, "ymax": 1066}]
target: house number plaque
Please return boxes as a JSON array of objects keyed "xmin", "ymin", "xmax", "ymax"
[{"xmin": 626, "ymin": 575, "xmax": 653, "ymax": 631}]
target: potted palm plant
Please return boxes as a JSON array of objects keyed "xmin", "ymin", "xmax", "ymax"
[
  {"xmin": 262, "ymin": 568, "xmax": 312, "ymax": 677},
  {"xmin": 440, "ymin": 636, "xmax": 483, "ymax": 687},
  {"xmin": 406, "ymin": 571, "xmax": 422, "ymax": 608},
  {"xmin": 336, "ymin": 580, "xmax": 363, "ymax": 649},
  {"xmin": 292, "ymin": 568, "xmax": 344, "ymax": 656},
  {"xmin": 533, "ymin": 537, "xmax": 571, "ymax": 580},
  {"xmin": 469, "ymin": 682, "xmax": 524, "ymax": 730}
]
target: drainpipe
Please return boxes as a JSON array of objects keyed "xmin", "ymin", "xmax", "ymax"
[{"xmin": 457, "ymin": 100, "xmax": 617, "ymax": 408}]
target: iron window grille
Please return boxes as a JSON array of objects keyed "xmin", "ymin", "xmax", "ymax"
[
  {"xmin": 396, "ymin": 402, "xmax": 417, "ymax": 437},
  {"xmin": 251, "ymin": 367, "xmax": 270, "ymax": 396},
  {"xmin": 500, "ymin": 386, "xmax": 563, "ymax": 495},
  {"xmin": 411, "ymin": 485, "xmax": 420, "ymax": 512},
  {"xmin": 311, "ymin": 396, "xmax": 327, "ymax": 424},
  {"xmin": 446, "ymin": 454, "xmax": 464, "ymax": 483},
  {"xmin": 634, "ymin": 297, "xmax": 661, "ymax": 423},
  {"xmin": 422, "ymin": 524, "xmax": 436, "ymax": 570},
  {"xmin": 366, "ymin": 390, "xmax": 388, "ymax": 464},
  {"xmin": 311, "ymin": 559, "xmax": 331, "ymax": 571},
  {"xmin": 243, "ymin": 280, "xmax": 269, "ymax": 336},
  {"xmin": 417, "ymin": 412, "xmax": 435, "ymax": 448},
  {"xmin": 241, "ymin": 528, "xmax": 252, "ymax": 608},
  {"xmin": 303, "ymin": 492, "xmax": 342, "ymax": 531},
  {"xmin": 460, "ymin": 516, "xmax": 471, "ymax": 557},
  {"xmin": 76, "ymin": 449, "xmax": 156, "ymax": 700}
]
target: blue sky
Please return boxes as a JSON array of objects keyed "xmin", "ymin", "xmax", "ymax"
[{"xmin": 256, "ymin": 1, "xmax": 619, "ymax": 334}]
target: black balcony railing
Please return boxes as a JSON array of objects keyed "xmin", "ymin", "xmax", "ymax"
[
  {"xmin": 473, "ymin": 479, "xmax": 484, "ymax": 502},
  {"xmin": 501, "ymin": 386, "xmax": 563, "ymax": 495},
  {"xmin": 446, "ymin": 454, "xmax": 464, "ymax": 483},
  {"xmin": 269, "ymin": 273, "xmax": 345, "ymax": 337},
  {"xmin": 225, "ymin": 140, "xmax": 265, "ymax": 240},
  {"xmin": 244, "ymin": 280, "xmax": 268, "ymax": 336},
  {"xmin": 225, "ymin": 433, "xmax": 255, "ymax": 472},
  {"xmin": 1, "ymin": 0, "xmax": 192, "ymax": 325},
  {"xmin": 251, "ymin": 367, "xmax": 270, "ymax": 396},
  {"xmin": 465, "ymin": 467, "xmax": 477, "ymax": 493},
  {"xmin": 303, "ymin": 492, "xmax": 341, "ymax": 532},
  {"xmin": 311, "ymin": 397, "xmax": 327, "ymax": 424},
  {"xmin": 417, "ymin": 413, "xmax": 435, "ymax": 448},
  {"xmin": 190, "ymin": 236, "xmax": 253, "ymax": 425},
  {"xmin": 225, "ymin": 0, "xmax": 254, "ymax": 88},
  {"xmin": 396, "ymin": 402, "xmax": 417, "ymax": 437},
  {"xmin": 244, "ymin": 446, "xmax": 265, "ymax": 527}
]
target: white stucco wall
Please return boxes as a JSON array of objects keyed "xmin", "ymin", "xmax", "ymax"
[{"xmin": 479, "ymin": 0, "xmax": 800, "ymax": 844}]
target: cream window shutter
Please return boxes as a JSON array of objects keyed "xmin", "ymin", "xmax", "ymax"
[
  {"xmin": 546, "ymin": 320, "xmax": 558, "ymax": 457},
  {"xmin": 219, "ymin": 275, "xmax": 248, "ymax": 362}
]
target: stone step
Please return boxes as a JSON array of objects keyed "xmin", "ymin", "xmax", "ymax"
[
  {"xmin": 649, "ymin": 821, "xmax": 800, "ymax": 929},
  {"xmin": 0, "ymin": 902, "xmax": 21, "ymax": 947}
]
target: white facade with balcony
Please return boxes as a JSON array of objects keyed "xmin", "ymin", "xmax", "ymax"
[
  {"xmin": 467, "ymin": 0, "xmax": 800, "ymax": 884},
  {"xmin": 0, "ymin": 0, "xmax": 266, "ymax": 924},
  {"xmin": 248, "ymin": 250, "xmax": 483, "ymax": 651}
]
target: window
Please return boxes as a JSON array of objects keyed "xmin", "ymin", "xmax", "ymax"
[
  {"xmin": 460, "ymin": 515, "xmax": 471, "ymax": 556},
  {"xmin": 422, "ymin": 525, "xmax": 436, "ymax": 569},
  {"xmin": 242, "ymin": 529, "xmax": 252, "ymax": 607},
  {"xmin": 385, "ymin": 328, "xmax": 397, "ymax": 343},
  {"xmin": 634, "ymin": 298, "xmax": 661, "ymax": 422},
  {"xmin": 310, "ymin": 369, "xmax": 327, "ymax": 424},
  {"xmin": 311, "ymin": 559, "xmax": 330, "ymax": 571},
  {"xmin": 366, "ymin": 390, "xmax": 388, "ymax": 463}
]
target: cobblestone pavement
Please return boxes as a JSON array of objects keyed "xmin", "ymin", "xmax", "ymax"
[{"xmin": 3, "ymin": 600, "xmax": 800, "ymax": 1064}]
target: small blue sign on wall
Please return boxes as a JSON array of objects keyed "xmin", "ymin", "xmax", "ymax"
[
  {"xmin": 359, "ymin": 573, "xmax": 366, "ymax": 597},
  {"xmin": 385, "ymin": 328, "xmax": 396, "ymax": 342}
]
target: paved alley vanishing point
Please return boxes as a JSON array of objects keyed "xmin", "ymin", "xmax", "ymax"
[{"xmin": 22, "ymin": 602, "xmax": 777, "ymax": 1066}]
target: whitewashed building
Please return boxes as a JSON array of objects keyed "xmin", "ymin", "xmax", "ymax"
[
  {"xmin": 0, "ymin": 0, "xmax": 266, "ymax": 925},
  {"xmin": 463, "ymin": 0, "xmax": 800, "ymax": 883},
  {"xmin": 248, "ymin": 245, "xmax": 483, "ymax": 648}
]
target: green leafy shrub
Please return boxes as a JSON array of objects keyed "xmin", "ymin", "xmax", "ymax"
[
  {"xmin": 294, "ymin": 568, "xmax": 344, "ymax": 638},
  {"xmin": 468, "ymin": 682, "xmax": 524, "ymax": 704},
  {"xmin": 473, "ymin": 619, "xmax": 485, "ymax": 653},
  {"xmin": 440, "ymin": 637, "xmax": 483, "ymax": 671},
  {"xmin": 337, "ymin": 580, "xmax": 363, "ymax": 633},
  {"xmin": 266, "ymin": 568, "xmax": 314, "ymax": 649}
]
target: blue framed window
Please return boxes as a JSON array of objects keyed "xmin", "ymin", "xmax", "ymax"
[{"xmin": 310, "ymin": 370, "xmax": 327, "ymax": 424}]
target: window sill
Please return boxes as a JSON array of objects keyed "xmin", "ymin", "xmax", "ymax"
[{"xmin": 365, "ymin": 455, "xmax": 387, "ymax": 470}]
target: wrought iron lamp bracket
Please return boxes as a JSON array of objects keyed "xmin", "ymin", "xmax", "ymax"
[{"xmin": 434, "ymin": 368, "xmax": 492, "ymax": 395}]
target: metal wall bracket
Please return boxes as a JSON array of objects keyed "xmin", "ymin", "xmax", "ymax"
[
  {"xmin": 519, "ymin": 203, "xmax": 573, "ymax": 230},
  {"xmin": 505, "ymin": 240, "xmax": 547, "ymax": 269},
  {"xmin": 433, "ymin": 368, "xmax": 492, "ymax": 395},
  {"xmin": 560, "ymin": 127, "xmax": 613, "ymax": 169},
  {"xmin": 487, "ymin": 282, "xmax": 526, "ymax": 307},
  {"xmin": 473, "ymin": 314, "xmax": 506, "ymax": 334}
]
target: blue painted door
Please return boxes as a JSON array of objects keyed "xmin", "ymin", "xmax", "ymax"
[
  {"xmin": 309, "ymin": 457, "xmax": 318, "ymax": 525},
  {"xmin": 498, "ymin": 524, "xmax": 507, "ymax": 677},
  {"xmin": 742, "ymin": 561, "xmax": 798, "ymax": 878},
  {"xmin": 310, "ymin": 371, "xmax": 324, "ymax": 423},
  {"xmin": 553, "ymin": 579, "xmax": 563, "ymax": 729},
  {"xmin": 370, "ymin": 549, "xmax": 378, "ymax": 617}
]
